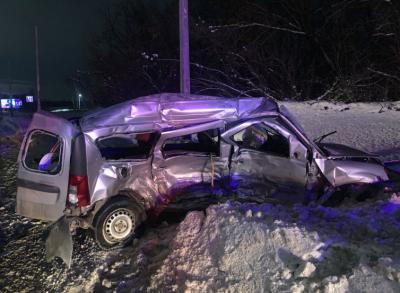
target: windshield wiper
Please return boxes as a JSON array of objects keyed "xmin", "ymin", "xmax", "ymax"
[{"xmin": 314, "ymin": 130, "xmax": 337, "ymax": 143}]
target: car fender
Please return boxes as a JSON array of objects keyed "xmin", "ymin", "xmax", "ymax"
[{"xmin": 315, "ymin": 158, "xmax": 388, "ymax": 187}]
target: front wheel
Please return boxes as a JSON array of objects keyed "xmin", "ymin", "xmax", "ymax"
[{"xmin": 93, "ymin": 198, "xmax": 144, "ymax": 249}]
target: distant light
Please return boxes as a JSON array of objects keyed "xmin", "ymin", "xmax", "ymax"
[
  {"xmin": 0, "ymin": 99, "xmax": 10, "ymax": 109},
  {"xmin": 51, "ymin": 108, "xmax": 74, "ymax": 113},
  {"xmin": 26, "ymin": 95, "xmax": 34, "ymax": 103},
  {"xmin": 78, "ymin": 93, "xmax": 82, "ymax": 98},
  {"xmin": 1, "ymin": 99, "xmax": 22, "ymax": 109},
  {"xmin": 13, "ymin": 99, "xmax": 22, "ymax": 108}
]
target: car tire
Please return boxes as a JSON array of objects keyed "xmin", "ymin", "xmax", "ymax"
[{"xmin": 93, "ymin": 198, "xmax": 144, "ymax": 250}]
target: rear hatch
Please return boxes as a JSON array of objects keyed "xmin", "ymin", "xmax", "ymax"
[{"xmin": 16, "ymin": 111, "xmax": 79, "ymax": 221}]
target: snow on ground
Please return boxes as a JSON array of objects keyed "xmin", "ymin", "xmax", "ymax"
[
  {"xmin": 283, "ymin": 101, "xmax": 400, "ymax": 161},
  {"xmin": 147, "ymin": 200, "xmax": 400, "ymax": 292},
  {"xmin": 0, "ymin": 101, "xmax": 399, "ymax": 292}
]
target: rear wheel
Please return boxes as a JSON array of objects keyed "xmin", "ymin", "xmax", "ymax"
[{"xmin": 93, "ymin": 198, "xmax": 144, "ymax": 249}]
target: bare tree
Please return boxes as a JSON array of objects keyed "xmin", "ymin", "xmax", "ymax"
[{"xmin": 86, "ymin": 0, "xmax": 400, "ymax": 104}]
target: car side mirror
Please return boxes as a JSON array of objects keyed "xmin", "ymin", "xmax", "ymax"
[{"xmin": 38, "ymin": 152, "xmax": 55, "ymax": 171}]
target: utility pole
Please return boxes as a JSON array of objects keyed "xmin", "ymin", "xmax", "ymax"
[
  {"xmin": 35, "ymin": 25, "xmax": 41, "ymax": 111},
  {"xmin": 179, "ymin": 0, "xmax": 190, "ymax": 96}
]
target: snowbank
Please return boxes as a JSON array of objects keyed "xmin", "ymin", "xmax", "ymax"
[{"xmin": 148, "ymin": 197, "xmax": 400, "ymax": 292}]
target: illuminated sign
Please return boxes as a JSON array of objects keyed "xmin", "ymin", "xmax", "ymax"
[
  {"xmin": 0, "ymin": 99, "xmax": 23, "ymax": 109},
  {"xmin": 26, "ymin": 95, "xmax": 34, "ymax": 103},
  {"xmin": 0, "ymin": 99, "xmax": 10, "ymax": 108},
  {"xmin": 14, "ymin": 99, "xmax": 22, "ymax": 108}
]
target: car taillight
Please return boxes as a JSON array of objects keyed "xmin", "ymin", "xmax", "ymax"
[{"xmin": 68, "ymin": 175, "xmax": 90, "ymax": 207}]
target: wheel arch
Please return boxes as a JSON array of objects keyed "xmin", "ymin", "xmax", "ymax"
[{"xmin": 89, "ymin": 190, "xmax": 147, "ymax": 226}]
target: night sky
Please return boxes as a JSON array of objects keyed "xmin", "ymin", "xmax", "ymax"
[{"xmin": 0, "ymin": 0, "xmax": 111, "ymax": 101}]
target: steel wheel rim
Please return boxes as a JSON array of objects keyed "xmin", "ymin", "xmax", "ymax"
[{"xmin": 103, "ymin": 208, "xmax": 135, "ymax": 244}]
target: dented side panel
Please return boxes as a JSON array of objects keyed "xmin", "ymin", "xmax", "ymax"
[
  {"xmin": 151, "ymin": 154, "xmax": 226, "ymax": 212},
  {"xmin": 83, "ymin": 122, "xmax": 163, "ymax": 208},
  {"xmin": 77, "ymin": 95, "xmax": 391, "ymax": 215},
  {"xmin": 224, "ymin": 118, "xmax": 308, "ymax": 201},
  {"xmin": 152, "ymin": 120, "xmax": 228, "ymax": 211},
  {"xmin": 84, "ymin": 120, "xmax": 228, "ymax": 212},
  {"xmin": 90, "ymin": 160, "xmax": 158, "ymax": 209}
]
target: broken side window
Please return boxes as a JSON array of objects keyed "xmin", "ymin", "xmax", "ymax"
[
  {"xmin": 162, "ymin": 128, "xmax": 220, "ymax": 158},
  {"xmin": 24, "ymin": 130, "xmax": 63, "ymax": 174},
  {"xmin": 232, "ymin": 123, "xmax": 289, "ymax": 157},
  {"xmin": 96, "ymin": 132, "xmax": 157, "ymax": 160}
]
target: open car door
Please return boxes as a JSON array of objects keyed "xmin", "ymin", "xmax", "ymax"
[
  {"xmin": 152, "ymin": 120, "xmax": 226, "ymax": 211},
  {"xmin": 16, "ymin": 111, "xmax": 78, "ymax": 221},
  {"xmin": 222, "ymin": 118, "xmax": 309, "ymax": 202}
]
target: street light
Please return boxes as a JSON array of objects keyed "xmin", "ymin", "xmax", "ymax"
[{"xmin": 78, "ymin": 93, "xmax": 82, "ymax": 110}]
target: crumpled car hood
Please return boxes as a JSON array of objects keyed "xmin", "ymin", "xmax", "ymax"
[{"xmin": 317, "ymin": 142, "xmax": 377, "ymax": 158}]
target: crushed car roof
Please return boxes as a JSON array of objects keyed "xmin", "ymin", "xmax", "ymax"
[{"xmin": 80, "ymin": 93, "xmax": 279, "ymax": 131}]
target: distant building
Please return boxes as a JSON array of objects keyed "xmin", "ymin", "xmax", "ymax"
[{"xmin": 0, "ymin": 79, "xmax": 36, "ymax": 112}]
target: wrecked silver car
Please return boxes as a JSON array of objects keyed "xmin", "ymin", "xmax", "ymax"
[{"xmin": 15, "ymin": 93, "xmax": 397, "ymax": 263}]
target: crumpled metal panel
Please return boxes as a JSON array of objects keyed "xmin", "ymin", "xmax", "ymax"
[
  {"xmin": 149, "ymin": 120, "xmax": 228, "ymax": 214},
  {"xmin": 228, "ymin": 119, "xmax": 309, "ymax": 201},
  {"xmin": 80, "ymin": 93, "xmax": 278, "ymax": 131},
  {"xmin": 84, "ymin": 127, "xmax": 160, "ymax": 208},
  {"xmin": 83, "ymin": 126, "xmax": 160, "ymax": 209},
  {"xmin": 90, "ymin": 161, "xmax": 159, "ymax": 210},
  {"xmin": 84, "ymin": 123, "xmax": 160, "ymax": 142},
  {"xmin": 151, "ymin": 155, "xmax": 226, "ymax": 214},
  {"xmin": 160, "ymin": 99, "xmax": 237, "ymax": 124},
  {"xmin": 85, "ymin": 120, "xmax": 229, "ymax": 211},
  {"xmin": 83, "ymin": 124, "xmax": 161, "ymax": 202},
  {"xmin": 315, "ymin": 158, "xmax": 389, "ymax": 187},
  {"xmin": 78, "ymin": 93, "xmax": 392, "ymax": 213},
  {"xmin": 83, "ymin": 113, "xmax": 313, "ymax": 211}
]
